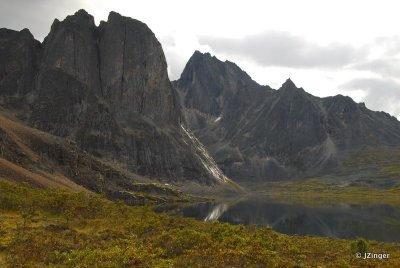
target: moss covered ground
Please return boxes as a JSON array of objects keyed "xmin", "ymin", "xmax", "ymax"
[
  {"xmin": 342, "ymin": 148, "xmax": 400, "ymax": 179},
  {"xmin": 269, "ymin": 179, "xmax": 400, "ymax": 208},
  {"xmin": 0, "ymin": 181, "xmax": 399, "ymax": 267}
]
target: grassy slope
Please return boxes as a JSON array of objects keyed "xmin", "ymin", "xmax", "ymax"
[
  {"xmin": 0, "ymin": 158, "xmax": 87, "ymax": 192},
  {"xmin": 0, "ymin": 181, "xmax": 399, "ymax": 267},
  {"xmin": 239, "ymin": 148, "xmax": 400, "ymax": 207},
  {"xmin": 341, "ymin": 148, "xmax": 400, "ymax": 180},
  {"xmin": 0, "ymin": 113, "xmax": 87, "ymax": 191},
  {"xmin": 268, "ymin": 179, "xmax": 400, "ymax": 207}
]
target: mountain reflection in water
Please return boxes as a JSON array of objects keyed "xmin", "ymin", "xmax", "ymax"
[
  {"xmin": 204, "ymin": 203, "xmax": 229, "ymax": 221},
  {"xmin": 155, "ymin": 197, "xmax": 400, "ymax": 242}
]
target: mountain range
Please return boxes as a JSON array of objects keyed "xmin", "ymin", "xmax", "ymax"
[
  {"xmin": 174, "ymin": 51, "xmax": 400, "ymax": 181},
  {"xmin": 1, "ymin": 10, "xmax": 400, "ymax": 198}
]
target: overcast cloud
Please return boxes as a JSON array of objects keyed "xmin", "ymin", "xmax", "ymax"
[
  {"xmin": 352, "ymin": 59, "xmax": 400, "ymax": 79},
  {"xmin": 0, "ymin": 0, "xmax": 85, "ymax": 40},
  {"xmin": 341, "ymin": 78, "xmax": 400, "ymax": 118},
  {"xmin": 199, "ymin": 32, "xmax": 366, "ymax": 69},
  {"xmin": 2, "ymin": 0, "xmax": 400, "ymax": 118}
]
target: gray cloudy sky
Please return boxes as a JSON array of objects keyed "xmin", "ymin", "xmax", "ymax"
[
  {"xmin": 2, "ymin": 0, "xmax": 400, "ymax": 118},
  {"xmin": 199, "ymin": 32, "xmax": 366, "ymax": 68}
]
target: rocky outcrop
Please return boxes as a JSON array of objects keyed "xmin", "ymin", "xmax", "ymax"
[
  {"xmin": 98, "ymin": 12, "xmax": 181, "ymax": 126},
  {"xmin": 175, "ymin": 51, "xmax": 264, "ymax": 116},
  {"xmin": 175, "ymin": 52, "xmax": 400, "ymax": 181},
  {"xmin": 174, "ymin": 51, "xmax": 270, "ymax": 131},
  {"xmin": 0, "ymin": 10, "xmax": 231, "ymax": 185},
  {"xmin": 0, "ymin": 28, "xmax": 40, "ymax": 108},
  {"xmin": 29, "ymin": 10, "xmax": 100, "ymax": 137}
]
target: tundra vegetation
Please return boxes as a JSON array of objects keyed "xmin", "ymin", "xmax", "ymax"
[{"xmin": 0, "ymin": 181, "xmax": 399, "ymax": 267}]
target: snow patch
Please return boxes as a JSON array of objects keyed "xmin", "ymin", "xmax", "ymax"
[{"xmin": 181, "ymin": 124, "xmax": 230, "ymax": 183}]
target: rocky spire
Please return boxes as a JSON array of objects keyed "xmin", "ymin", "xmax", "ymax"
[{"xmin": 0, "ymin": 10, "xmax": 230, "ymax": 184}]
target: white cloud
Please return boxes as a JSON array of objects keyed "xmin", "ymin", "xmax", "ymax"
[
  {"xmin": 199, "ymin": 32, "xmax": 366, "ymax": 68},
  {"xmin": 341, "ymin": 78, "xmax": 400, "ymax": 118},
  {"xmin": 160, "ymin": 33, "xmax": 214, "ymax": 80},
  {"xmin": 0, "ymin": 0, "xmax": 87, "ymax": 40}
]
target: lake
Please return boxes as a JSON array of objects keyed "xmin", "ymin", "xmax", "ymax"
[{"xmin": 155, "ymin": 196, "xmax": 400, "ymax": 242}]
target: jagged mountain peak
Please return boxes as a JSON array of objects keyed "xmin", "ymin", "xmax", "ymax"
[
  {"xmin": 183, "ymin": 51, "xmax": 219, "ymax": 73},
  {"xmin": 106, "ymin": 10, "xmax": 149, "ymax": 28},
  {"xmin": 192, "ymin": 50, "xmax": 212, "ymax": 58},
  {"xmin": 0, "ymin": 10, "xmax": 232, "ymax": 186},
  {"xmin": 19, "ymin": 28, "xmax": 34, "ymax": 37},
  {"xmin": 176, "ymin": 53, "xmax": 400, "ymax": 182},
  {"xmin": 75, "ymin": 9, "xmax": 91, "ymax": 16},
  {"xmin": 0, "ymin": 27, "xmax": 34, "ymax": 39},
  {"xmin": 106, "ymin": 11, "xmax": 126, "ymax": 24},
  {"xmin": 279, "ymin": 78, "xmax": 307, "ymax": 94},
  {"xmin": 187, "ymin": 51, "xmax": 236, "ymax": 67},
  {"xmin": 181, "ymin": 51, "xmax": 260, "ymax": 87},
  {"xmin": 0, "ymin": 25, "xmax": 41, "ymax": 108},
  {"xmin": 281, "ymin": 78, "xmax": 296, "ymax": 89},
  {"xmin": 63, "ymin": 9, "xmax": 95, "ymax": 27},
  {"xmin": 175, "ymin": 52, "xmax": 266, "ymax": 118}
]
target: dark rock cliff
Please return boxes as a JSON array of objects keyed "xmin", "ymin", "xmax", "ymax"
[
  {"xmin": 174, "ymin": 52, "xmax": 400, "ymax": 181},
  {"xmin": 0, "ymin": 28, "xmax": 40, "ymax": 108},
  {"xmin": 98, "ymin": 12, "xmax": 181, "ymax": 126},
  {"xmin": 0, "ymin": 10, "xmax": 230, "ymax": 185}
]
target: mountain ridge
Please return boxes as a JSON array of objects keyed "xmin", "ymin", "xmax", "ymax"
[
  {"xmin": 174, "ymin": 51, "xmax": 400, "ymax": 181},
  {"xmin": 2, "ymin": 10, "xmax": 400, "ymax": 190},
  {"xmin": 0, "ymin": 10, "xmax": 233, "ymax": 189}
]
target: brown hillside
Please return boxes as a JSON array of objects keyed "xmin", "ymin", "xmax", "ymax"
[{"xmin": 0, "ymin": 112, "xmax": 157, "ymax": 199}]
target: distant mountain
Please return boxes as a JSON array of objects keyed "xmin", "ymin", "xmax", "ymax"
[
  {"xmin": 0, "ymin": 10, "xmax": 232, "ymax": 189},
  {"xmin": 174, "ymin": 51, "xmax": 400, "ymax": 181}
]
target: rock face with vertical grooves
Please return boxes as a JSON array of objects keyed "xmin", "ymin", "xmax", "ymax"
[
  {"xmin": 0, "ymin": 28, "xmax": 40, "ymax": 108},
  {"xmin": 30, "ymin": 10, "xmax": 100, "ymax": 137},
  {"xmin": 174, "ymin": 52, "xmax": 400, "ymax": 181},
  {"xmin": 97, "ymin": 12, "xmax": 180, "ymax": 126},
  {"xmin": 0, "ymin": 10, "xmax": 231, "ymax": 185}
]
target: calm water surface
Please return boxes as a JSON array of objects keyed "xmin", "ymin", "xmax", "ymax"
[{"xmin": 155, "ymin": 196, "xmax": 400, "ymax": 242}]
